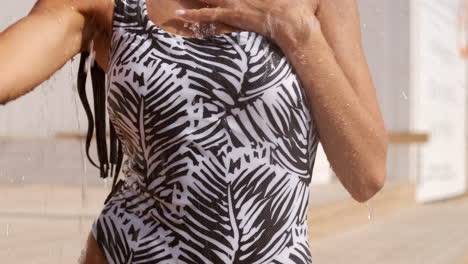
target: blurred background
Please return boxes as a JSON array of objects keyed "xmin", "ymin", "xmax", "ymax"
[{"xmin": 1, "ymin": 0, "xmax": 468, "ymax": 263}]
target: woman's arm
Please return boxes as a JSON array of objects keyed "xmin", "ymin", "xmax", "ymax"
[
  {"xmin": 172, "ymin": 0, "xmax": 387, "ymax": 202},
  {"xmin": 277, "ymin": 0, "xmax": 387, "ymax": 203},
  {"xmin": 0, "ymin": 0, "xmax": 104, "ymax": 105}
]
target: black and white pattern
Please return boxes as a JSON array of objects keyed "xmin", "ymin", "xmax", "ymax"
[{"xmin": 91, "ymin": 0, "xmax": 320, "ymax": 263}]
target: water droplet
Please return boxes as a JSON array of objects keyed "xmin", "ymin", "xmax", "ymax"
[
  {"xmin": 5, "ymin": 223, "xmax": 10, "ymax": 236},
  {"xmin": 401, "ymin": 91, "xmax": 408, "ymax": 100}
]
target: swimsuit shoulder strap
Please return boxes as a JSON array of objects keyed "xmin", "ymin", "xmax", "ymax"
[{"xmin": 112, "ymin": 0, "xmax": 147, "ymax": 32}]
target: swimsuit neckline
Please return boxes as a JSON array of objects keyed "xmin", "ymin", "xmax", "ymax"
[{"xmin": 142, "ymin": 0, "xmax": 261, "ymax": 41}]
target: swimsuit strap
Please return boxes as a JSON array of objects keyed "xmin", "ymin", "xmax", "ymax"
[
  {"xmin": 108, "ymin": 0, "xmax": 148, "ymax": 75},
  {"xmin": 112, "ymin": 0, "xmax": 146, "ymax": 32}
]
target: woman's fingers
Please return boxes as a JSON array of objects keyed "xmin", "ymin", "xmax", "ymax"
[
  {"xmin": 176, "ymin": 7, "xmax": 233, "ymax": 24},
  {"xmin": 191, "ymin": 0, "xmax": 235, "ymax": 8},
  {"xmin": 173, "ymin": 0, "xmax": 315, "ymax": 42}
]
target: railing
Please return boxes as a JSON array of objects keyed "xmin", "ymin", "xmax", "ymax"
[{"xmin": 387, "ymin": 132, "xmax": 430, "ymax": 185}]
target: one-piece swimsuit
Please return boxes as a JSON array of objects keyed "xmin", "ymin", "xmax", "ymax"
[{"xmin": 91, "ymin": 0, "xmax": 320, "ymax": 263}]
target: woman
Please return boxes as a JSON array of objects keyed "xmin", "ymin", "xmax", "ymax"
[{"xmin": 0, "ymin": 0, "xmax": 388, "ymax": 263}]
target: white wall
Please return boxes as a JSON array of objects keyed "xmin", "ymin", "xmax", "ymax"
[{"xmin": 411, "ymin": 0, "xmax": 467, "ymax": 201}]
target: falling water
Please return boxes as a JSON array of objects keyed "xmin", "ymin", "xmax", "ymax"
[
  {"xmin": 401, "ymin": 90, "xmax": 409, "ymax": 100},
  {"xmin": 104, "ymin": 178, "xmax": 109, "ymax": 189},
  {"xmin": 39, "ymin": 73, "xmax": 56, "ymax": 181},
  {"xmin": 85, "ymin": 40, "xmax": 96, "ymax": 74},
  {"xmin": 70, "ymin": 55, "xmax": 89, "ymax": 208},
  {"xmin": 40, "ymin": 74, "xmax": 57, "ymax": 220},
  {"xmin": 366, "ymin": 200, "xmax": 374, "ymax": 221},
  {"xmin": 70, "ymin": 44, "xmax": 92, "ymax": 248}
]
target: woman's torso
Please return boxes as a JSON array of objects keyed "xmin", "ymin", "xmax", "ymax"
[{"xmin": 92, "ymin": 0, "xmax": 319, "ymax": 263}]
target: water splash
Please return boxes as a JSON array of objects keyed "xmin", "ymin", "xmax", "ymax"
[
  {"xmin": 188, "ymin": 22, "xmax": 202, "ymax": 38},
  {"xmin": 183, "ymin": 21, "xmax": 220, "ymax": 39}
]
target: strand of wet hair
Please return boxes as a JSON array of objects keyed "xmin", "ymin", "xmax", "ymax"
[{"xmin": 77, "ymin": 52, "xmax": 124, "ymax": 205}]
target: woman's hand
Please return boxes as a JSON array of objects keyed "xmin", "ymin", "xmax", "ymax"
[
  {"xmin": 172, "ymin": 0, "xmax": 321, "ymax": 47},
  {"xmin": 176, "ymin": 0, "xmax": 388, "ymax": 202},
  {"xmin": 169, "ymin": 0, "xmax": 387, "ymax": 202}
]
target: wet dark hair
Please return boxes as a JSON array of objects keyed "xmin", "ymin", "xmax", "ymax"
[{"xmin": 77, "ymin": 51, "xmax": 124, "ymax": 205}]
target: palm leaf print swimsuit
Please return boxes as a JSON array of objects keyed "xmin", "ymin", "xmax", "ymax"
[{"xmin": 91, "ymin": 0, "xmax": 320, "ymax": 263}]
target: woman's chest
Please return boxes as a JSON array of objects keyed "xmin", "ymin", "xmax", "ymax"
[
  {"xmin": 91, "ymin": 0, "xmax": 244, "ymax": 72},
  {"xmin": 105, "ymin": 29, "xmax": 312, "ymax": 141},
  {"xmin": 106, "ymin": 28, "xmax": 294, "ymax": 100}
]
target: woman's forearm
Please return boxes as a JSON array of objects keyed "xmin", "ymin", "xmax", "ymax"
[
  {"xmin": 0, "ymin": 3, "xmax": 91, "ymax": 105},
  {"xmin": 276, "ymin": 29, "xmax": 388, "ymax": 203}
]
